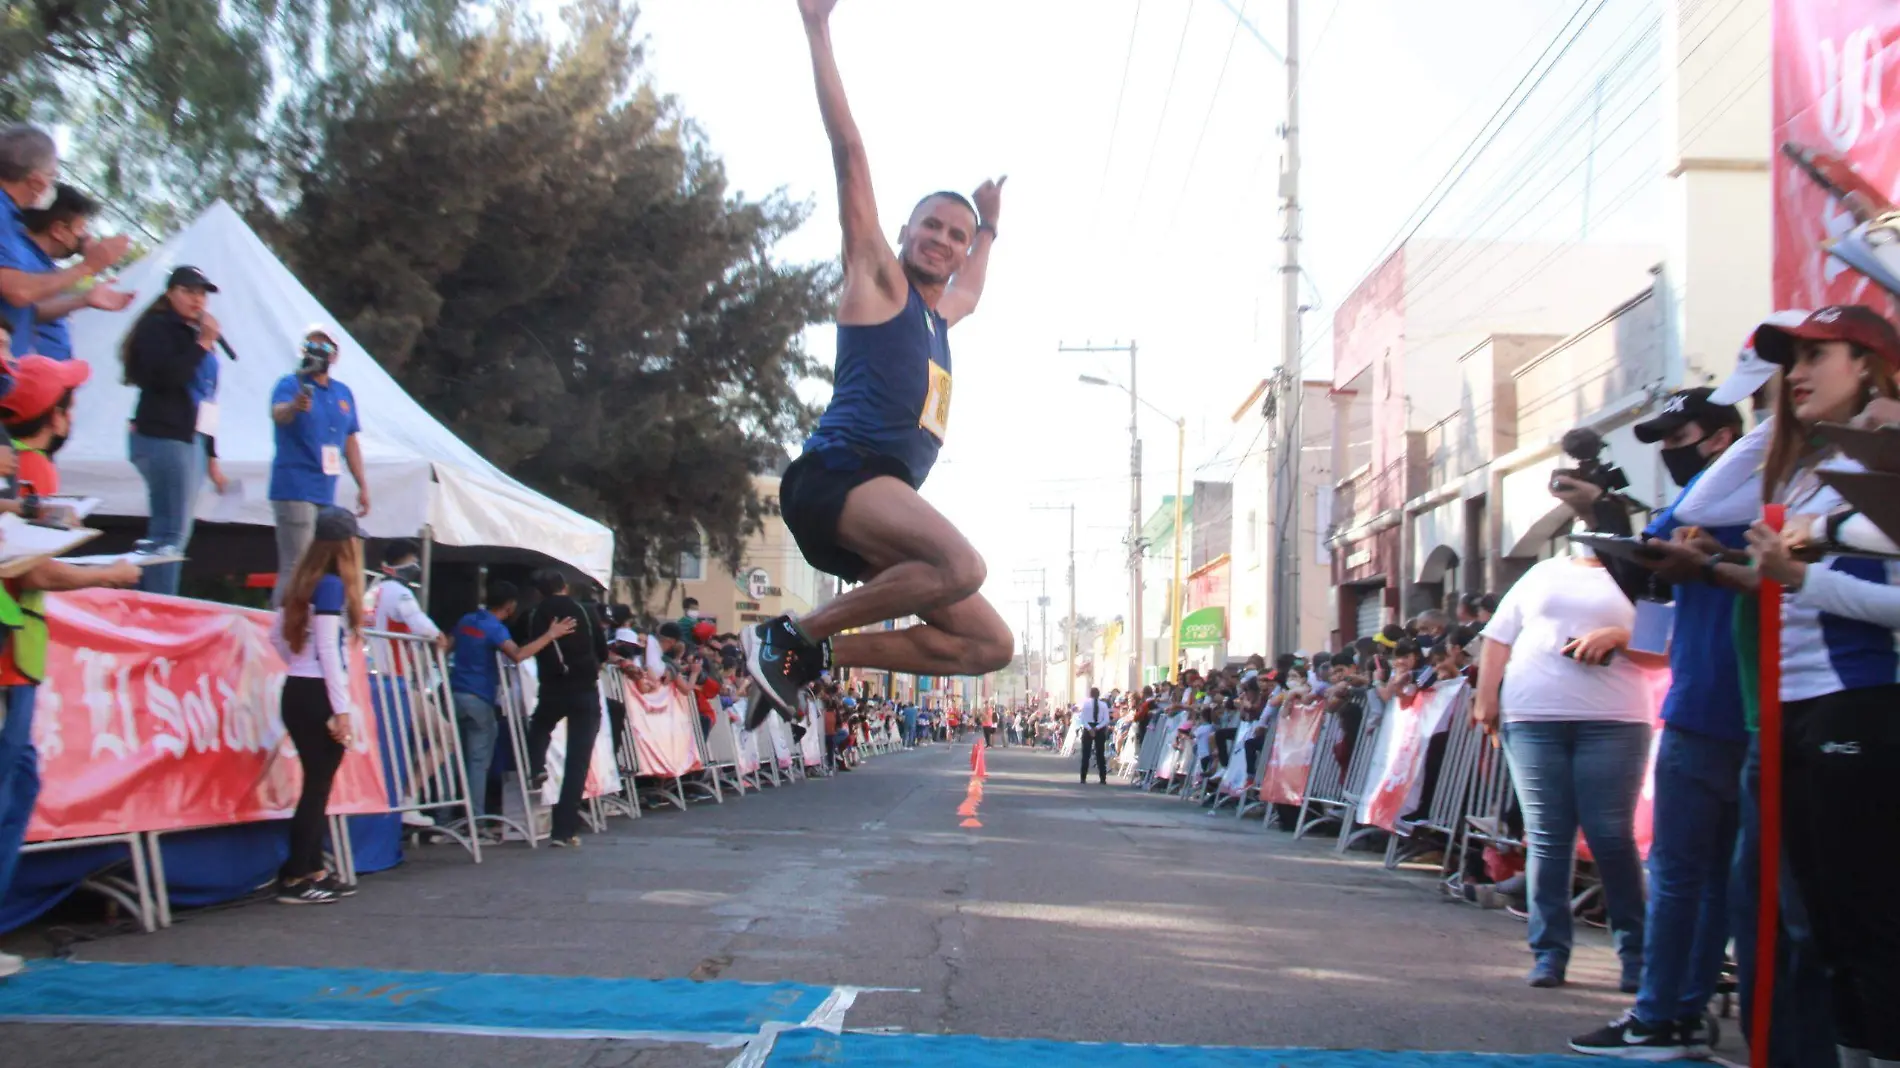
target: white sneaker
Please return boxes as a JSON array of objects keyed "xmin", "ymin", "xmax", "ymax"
[
  {"xmin": 0, "ymin": 950, "xmax": 24, "ymax": 978},
  {"xmin": 401, "ymin": 810, "xmax": 437, "ymax": 828}
]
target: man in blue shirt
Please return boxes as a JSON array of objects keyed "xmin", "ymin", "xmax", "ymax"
[
  {"xmin": 17, "ymin": 185, "xmax": 134, "ymax": 359},
  {"xmin": 1568, "ymin": 388, "xmax": 1748, "ymax": 1059},
  {"xmin": 447, "ymin": 580, "xmax": 574, "ymax": 830},
  {"xmin": 0, "ymin": 127, "xmax": 129, "ymax": 359},
  {"xmin": 269, "ymin": 326, "xmax": 368, "ymax": 605}
]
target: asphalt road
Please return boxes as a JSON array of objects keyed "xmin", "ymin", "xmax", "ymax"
[{"xmin": 0, "ymin": 740, "xmax": 1731, "ymax": 1066}]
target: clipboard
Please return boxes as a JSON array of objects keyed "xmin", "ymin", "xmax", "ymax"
[
  {"xmin": 1813, "ymin": 423, "xmax": 1900, "ymax": 474},
  {"xmin": 1565, "ymin": 531, "xmax": 1670, "ymax": 563},
  {"xmin": 1816, "ymin": 469, "xmax": 1900, "ymax": 549}
]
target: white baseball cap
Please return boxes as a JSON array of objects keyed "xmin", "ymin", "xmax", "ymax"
[{"xmin": 1708, "ymin": 310, "xmax": 1812, "ymax": 406}]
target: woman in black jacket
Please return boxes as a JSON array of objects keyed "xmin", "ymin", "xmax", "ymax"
[{"xmin": 121, "ymin": 266, "xmax": 220, "ymax": 596}]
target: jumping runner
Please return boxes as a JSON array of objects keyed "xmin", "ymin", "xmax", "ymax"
[{"xmin": 743, "ymin": 0, "xmax": 1014, "ymax": 725}]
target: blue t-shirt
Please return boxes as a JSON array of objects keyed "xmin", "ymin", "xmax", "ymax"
[
  {"xmin": 0, "ymin": 190, "xmax": 41, "ymax": 359},
  {"xmin": 190, "ymin": 348, "xmax": 218, "ymax": 405},
  {"xmin": 1643, "ymin": 478, "xmax": 1748, "ymax": 741},
  {"xmin": 803, "ymin": 285, "xmax": 951, "ymax": 487},
  {"xmin": 269, "ymin": 374, "xmax": 360, "ymax": 504},
  {"xmin": 449, "ymin": 609, "xmax": 513, "ymax": 704}
]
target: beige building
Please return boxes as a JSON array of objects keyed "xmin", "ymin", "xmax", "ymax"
[{"xmin": 641, "ymin": 474, "xmax": 836, "ymax": 631}]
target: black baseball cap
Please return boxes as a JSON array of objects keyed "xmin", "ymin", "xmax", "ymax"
[
  {"xmin": 1633, "ymin": 387, "xmax": 1744, "ymax": 444},
  {"xmin": 165, "ymin": 265, "xmax": 219, "ymax": 292},
  {"xmin": 312, "ymin": 505, "xmax": 361, "ymax": 542}
]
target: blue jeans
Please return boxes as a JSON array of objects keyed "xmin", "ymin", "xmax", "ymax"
[
  {"xmin": 1501, "ymin": 718, "xmax": 1650, "ymax": 967},
  {"xmin": 452, "ymin": 692, "xmax": 500, "ymax": 817},
  {"xmin": 1633, "ymin": 725, "xmax": 1744, "ymax": 1025},
  {"xmin": 1732, "ymin": 733, "xmax": 1837, "ymax": 1066},
  {"xmin": 0, "ymin": 685, "xmax": 40, "ymax": 905},
  {"xmin": 128, "ymin": 432, "xmax": 204, "ymax": 596},
  {"xmin": 901, "ymin": 709, "xmax": 917, "ymax": 746}
]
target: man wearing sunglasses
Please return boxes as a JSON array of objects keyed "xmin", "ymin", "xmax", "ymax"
[{"xmin": 268, "ymin": 325, "xmax": 368, "ymax": 606}]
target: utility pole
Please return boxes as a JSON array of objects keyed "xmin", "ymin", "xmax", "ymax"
[
  {"xmin": 1269, "ymin": 0, "xmax": 1303, "ymax": 655},
  {"xmin": 1032, "ymin": 504, "xmax": 1078, "ymax": 710},
  {"xmin": 1013, "ymin": 568, "xmax": 1047, "ymax": 703},
  {"xmin": 1038, "ymin": 574, "xmax": 1050, "ymax": 708},
  {"xmin": 1059, "ymin": 341, "xmax": 1140, "ymax": 691}
]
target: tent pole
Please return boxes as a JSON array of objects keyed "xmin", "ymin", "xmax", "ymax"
[{"xmin": 419, "ymin": 525, "xmax": 435, "ymax": 612}]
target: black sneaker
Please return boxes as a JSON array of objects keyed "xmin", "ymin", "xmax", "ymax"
[
  {"xmin": 1674, "ymin": 1013, "xmax": 1716, "ymax": 1058},
  {"xmin": 276, "ymin": 879, "xmax": 340, "ymax": 905},
  {"xmin": 316, "ymin": 873, "xmax": 358, "ymax": 898},
  {"xmin": 1568, "ymin": 1011, "xmax": 1689, "ymax": 1060},
  {"xmin": 743, "ymin": 617, "xmax": 815, "ymax": 726}
]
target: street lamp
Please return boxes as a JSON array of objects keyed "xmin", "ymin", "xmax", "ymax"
[{"xmin": 1078, "ymin": 374, "xmax": 1187, "ymax": 685}]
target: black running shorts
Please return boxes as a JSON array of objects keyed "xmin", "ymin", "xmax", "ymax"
[{"xmin": 780, "ymin": 447, "xmax": 918, "ymax": 582}]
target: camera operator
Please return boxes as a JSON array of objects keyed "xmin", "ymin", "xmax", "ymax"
[
  {"xmin": 269, "ymin": 326, "xmax": 368, "ymax": 607},
  {"xmin": 1566, "ymin": 387, "xmax": 1749, "ymax": 1058}
]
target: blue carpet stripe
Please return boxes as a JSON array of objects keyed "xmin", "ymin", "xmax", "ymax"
[
  {"xmin": 0, "ymin": 961, "xmax": 832, "ymax": 1039},
  {"xmin": 764, "ymin": 1030, "xmax": 1606, "ymax": 1066}
]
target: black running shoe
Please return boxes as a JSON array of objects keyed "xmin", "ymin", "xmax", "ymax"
[
  {"xmin": 1674, "ymin": 1013, "xmax": 1716, "ymax": 1058},
  {"xmin": 276, "ymin": 879, "xmax": 340, "ymax": 906},
  {"xmin": 316, "ymin": 873, "xmax": 358, "ymax": 898},
  {"xmin": 744, "ymin": 617, "xmax": 814, "ymax": 726},
  {"xmin": 1568, "ymin": 1011, "xmax": 1688, "ymax": 1060}
]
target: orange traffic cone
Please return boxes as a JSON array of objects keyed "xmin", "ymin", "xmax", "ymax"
[{"xmin": 970, "ymin": 738, "xmax": 987, "ymax": 779}]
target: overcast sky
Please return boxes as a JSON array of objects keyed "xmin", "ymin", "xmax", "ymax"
[{"xmin": 622, "ymin": 0, "xmax": 1669, "ymax": 653}]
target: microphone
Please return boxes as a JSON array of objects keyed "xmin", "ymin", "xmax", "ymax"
[{"xmin": 216, "ymin": 336, "xmax": 237, "ymax": 361}]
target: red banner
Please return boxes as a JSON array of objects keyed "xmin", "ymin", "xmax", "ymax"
[
  {"xmin": 1772, "ymin": 1, "xmax": 1900, "ymax": 309},
  {"xmin": 1262, "ymin": 698, "xmax": 1325, "ymax": 806},
  {"xmin": 1359, "ymin": 682, "xmax": 1471, "ymax": 832},
  {"xmin": 28, "ymin": 589, "xmax": 391, "ymax": 842},
  {"xmin": 620, "ymin": 675, "xmax": 705, "ymax": 778}
]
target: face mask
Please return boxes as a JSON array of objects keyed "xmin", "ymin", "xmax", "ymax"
[
  {"xmin": 685, "ymin": 608, "xmax": 700, "ymax": 619},
  {"xmin": 390, "ymin": 562, "xmax": 423, "ymax": 585},
  {"xmin": 31, "ymin": 179, "xmax": 55, "ymax": 211},
  {"xmin": 46, "ymin": 433, "xmax": 66, "ymax": 456},
  {"xmin": 1660, "ymin": 441, "xmax": 1711, "ymax": 488}
]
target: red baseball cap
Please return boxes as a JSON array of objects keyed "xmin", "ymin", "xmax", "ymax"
[
  {"xmin": 1750, "ymin": 305, "xmax": 1900, "ymax": 373},
  {"xmin": 0, "ymin": 356, "xmax": 90, "ymax": 423}
]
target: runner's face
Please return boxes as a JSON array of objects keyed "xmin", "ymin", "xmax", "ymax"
[{"xmin": 899, "ymin": 198, "xmax": 976, "ymax": 286}]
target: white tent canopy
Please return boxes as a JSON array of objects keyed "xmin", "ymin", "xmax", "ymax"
[{"xmin": 61, "ymin": 201, "xmax": 614, "ymax": 584}]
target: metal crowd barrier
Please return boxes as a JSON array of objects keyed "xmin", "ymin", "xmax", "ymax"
[
  {"xmin": 1382, "ymin": 684, "xmax": 1480, "ymax": 871},
  {"xmin": 1236, "ymin": 716, "xmax": 1280, "ymax": 820},
  {"xmin": 365, "ymin": 629, "xmax": 480, "ymax": 862},
  {"xmin": 1296, "ymin": 691, "xmax": 1385, "ymax": 843},
  {"xmin": 1445, "ymin": 735, "xmax": 1518, "ymax": 901},
  {"xmin": 19, "ymin": 833, "xmax": 157, "ymax": 933}
]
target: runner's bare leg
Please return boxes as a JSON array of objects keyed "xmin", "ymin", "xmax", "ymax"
[{"xmin": 794, "ymin": 476, "xmax": 1013, "ymax": 675}]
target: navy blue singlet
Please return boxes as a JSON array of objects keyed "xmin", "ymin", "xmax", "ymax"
[{"xmin": 803, "ymin": 285, "xmax": 952, "ymax": 486}]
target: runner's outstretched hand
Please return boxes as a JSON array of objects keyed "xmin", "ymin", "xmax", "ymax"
[{"xmin": 973, "ymin": 176, "xmax": 1006, "ymax": 227}]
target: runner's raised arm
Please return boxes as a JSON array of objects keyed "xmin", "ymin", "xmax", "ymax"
[{"xmin": 801, "ymin": 0, "xmax": 903, "ymax": 316}]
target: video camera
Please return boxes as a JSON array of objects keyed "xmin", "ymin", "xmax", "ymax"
[{"xmin": 1550, "ymin": 428, "xmax": 1628, "ymax": 496}]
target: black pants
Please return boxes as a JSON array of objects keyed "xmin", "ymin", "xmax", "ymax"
[
  {"xmin": 1782, "ymin": 683, "xmax": 1900, "ymax": 1059},
  {"xmin": 1244, "ymin": 733, "xmax": 1266, "ymax": 778},
  {"xmin": 1212, "ymin": 726, "xmax": 1237, "ymax": 769},
  {"xmin": 1079, "ymin": 727, "xmax": 1108, "ymax": 782},
  {"xmin": 281, "ymin": 677, "xmax": 345, "ymax": 880},
  {"xmin": 526, "ymin": 690, "xmax": 601, "ymax": 840},
  {"xmin": 983, "ymin": 725, "xmax": 995, "ymax": 747}
]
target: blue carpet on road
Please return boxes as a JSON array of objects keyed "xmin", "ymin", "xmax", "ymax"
[
  {"xmin": 764, "ymin": 1030, "xmax": 1604, "ymax": 1066},
  {"xmin": 0, "ymin": 960, "xmax": 834, "ymax": 1041}
]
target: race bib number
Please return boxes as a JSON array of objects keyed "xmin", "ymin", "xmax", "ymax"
[
  {"xmin": 194, "ymin": 400, "xmax": 219, "ymax": 437},
  {"xmin": 321, "ymin": 444, "xmax": 343, "ymax": 477},
  {"xmin": 919, "ymin": 361, "xmax": 952, "ymax": 442}
]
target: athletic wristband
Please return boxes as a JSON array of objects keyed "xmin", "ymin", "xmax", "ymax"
[
  {"xmin": 1699, "ymin": 558, "xmax": 1721, "ymax": 587},
  {"xmin": 977, "ymin": 222, "xmax": 998, "ymax": 240},
  {"xmin": 1823, "ymin": 508, "xmax": 1858, "ymax": 551}
]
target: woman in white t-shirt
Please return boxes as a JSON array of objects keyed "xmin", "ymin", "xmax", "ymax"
[{"xmin": 1472, "ymin": 551, "xmax": 1667, "ymax": 990}]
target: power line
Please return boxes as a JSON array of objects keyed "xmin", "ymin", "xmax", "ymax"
[
  {"xmin": 1092, "ymin": 0, "xmax": 1148, "ymax": 216},
  {"xmin": 1165, "ymin": 0, "xmax": 1250, "ymax": 234},
  {"xmin": 1129, "ymin": 0, "xmax": 1201, "ymax": 225}
]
